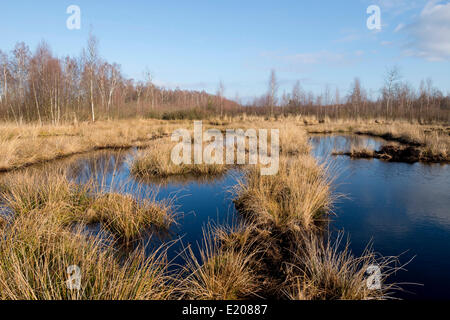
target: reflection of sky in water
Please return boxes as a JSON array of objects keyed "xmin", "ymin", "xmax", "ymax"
[
  {"xmin": 6, "ymin": 134, "xmax": 448, "ymax": 299},
  {"xmin": 65, "ymin": 149, "xmax": 242, "ymax": 265},
  {"xmin": 310, "ymin": 135, "xmax": 450, "ymax": 300}
]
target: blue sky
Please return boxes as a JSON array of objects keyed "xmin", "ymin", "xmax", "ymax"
[{"xmin": 1, "ymin": 0, "xmax": 449, "ymax": 101}]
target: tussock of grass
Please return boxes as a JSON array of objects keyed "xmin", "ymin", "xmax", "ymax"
[
  {"xmin": 132, "ymin": 139, "xmax": 227, "ymax": 178},
  {"xmin": 193, "ymin": 223, "xmax": 402, "ymax": 300},
  {"xmin": 333, "ymin": 147, "xmax": 376, "ymax": 159},
  {"xmin": 279, "ymin": 123, "xmax": 310, "ymax": 156},
  {"xmin": 0, "ymin": 214, "xmax": 174, "ymax": 300},
  {"xmin": 234, "ymin": 156, "xmax": 334, "ymax": 230},
  {"xmin": 0, "ymin": 169, "xmax": 175, "ymax": 242},
  {"xmin": 91, "ymin": 193, "xmax": 174, "ymax": 243},
  {"xmin": 283, "ymin": 232, "xmax": 401, "ymax": 300},
  {"xmin": 179, "ymin": 229, "xmax": 261, "ymax": 300},
  {"xmin": 0, "ymin": 170, "xmax": 92, "ymax": 224}
]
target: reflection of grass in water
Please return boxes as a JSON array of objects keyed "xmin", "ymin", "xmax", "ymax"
[
  {"xmin": 131, "ymin": 139, "xmax": 228, "ymax": 178},
  {"xmin": 0, "ymin": 168, "xmax": 176, "ymax": 245},
  {"xmin": 307, "ymin": 122, "xmax": 449, "ymax": 162},
  {"xmin": 134, "ymin": 170, "xmax": 232, "ymax": 187},
  {"xmin": 0, "ymin": 119, "xmax": 179, "ymax": 172},
  {"xmin": 0, "ymin": 118, "xmax": 410, "ymax": 300}
]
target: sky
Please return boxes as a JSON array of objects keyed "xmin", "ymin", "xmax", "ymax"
[{"xmin": 1, "ymin": 0, "xmax": 449, "ymax": 101}]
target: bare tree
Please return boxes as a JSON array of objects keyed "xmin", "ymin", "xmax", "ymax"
[
  {"xmin": 383, "ymin": 66, "xmax": 401, "ymax": 119},
  {"xmin": 143, "ymin": 68, "xmax": 154, "ymax": 109},
  {"xmin": 268, "ymin": 69, "xmax": 278, "ymax": 116},
  {"xmin": 216, "ymin": 80, "xmax": 225, "ymax": 117},
  {"xmin": 84, "ymin": 32, "xmax": 99, "ymax": 122},
  {"xmin": 291, "ymin": 80, "xmax": 303, "ymax": 107},
  {"xmin": 0, "ymin": 50, "xmax": 9, "ymax": 108},
  {"xmin": 11, "ymin": 42, "xmax": 31, "ymax": 122}
]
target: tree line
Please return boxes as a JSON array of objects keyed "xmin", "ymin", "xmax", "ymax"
[
  {"xmin": 0, "ymin": 34, "xmax": 237, "ymax": 124},
  {"xmin": 246, "ymin": 68, "xmax": 449, "ymax": 123},
  {"xmin": 1, "ymin": 35, "xmax": 448, "ymax": 124}
]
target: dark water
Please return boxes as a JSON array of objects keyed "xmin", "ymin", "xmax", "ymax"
[
  {"xmin": 32, "ymin": 134, "xmax": 450, "ymax": 299},
  {"xmin": 310, "ymin": 135, "xmax": 450, "ymax": 300},
  {"xmin": 65, "ymin": 150, "xmax": 242, "ymax": 264}
]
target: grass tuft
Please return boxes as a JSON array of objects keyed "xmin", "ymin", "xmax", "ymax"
[
  {"xmin": 234, "ymin": 156, "xmax": 335, "ymax": 230},
  {"xmin": 179, "ymin": 227, "xmax": 261, "ymax": 300},
  {"xmin": 0, "ymin": 214, "xmax": 174, "ymax": 300},
  {"xmin": 132, "ymin": 139, "xmax": 227, "ymax": 178},
  {"xmin": 283, "ymin": 232, "xmax": 402, "ymax": 300}
]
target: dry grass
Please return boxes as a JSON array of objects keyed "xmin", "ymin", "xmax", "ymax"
[
  {"xmin": 0, "ymin": 119, "xmax": 187, "ymax": 172},
  {"xmin": 0, "ymin": 117, "xmax": 409, "ymax": 300},
  {"xmin": 333, "ymin": 147, "xmax": 376, "ymax": 159},
  {"xmin": 234, "ymin": 155, "xmax": 335, "ymax": 231},
  {"xmin": 189, "ymin": 223, "xmax": 402, "ymax": 300},
  {"xmin": 307, "ymin": 121, "xmax": 449, "ymax": 162},
  {"xmin": 232, "ymin": 120, "xmax": 335, "ymax": 230},
  {"xmin": 0, "ymin": 215, "xmax": 7, "ymax": 229},
  {"xmin": 0, "ymin": 214, "xmax": 174, "ymax": 300},
  {"xmin": 91, "ymin": 193, "xmax": 175, "ymax": 243},
  {"xmin": 132, "ymin": 138, "xmax": 228, "ymax": 178},
  {"xmin": 283, "ymin": 232, "xmax": 401, "ymax": 300},
  {"xmin": 0, "ymin": 170, "xmax": 93, "ymax": 224},
  {"xmin": 279, "ymin": 122, "xmax": 310, "ymax": 156},
  {"xmin": 0, "ymin": 169, "xmax": 175, "ymax": 243},
  {"xmin": 178, "ymin": 227, "xmax": 261, "ymax": 300}
]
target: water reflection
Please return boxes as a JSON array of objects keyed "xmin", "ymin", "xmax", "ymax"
[
  {"xmin": 64, "ymin": 149, "xmax": 242, "ymax": 264},
  {"xmin": 3, "ymin": 134, "xmax": 449, "ymax": 299},
  {"xmin": 310, "ymin": 135, "xmax": 450, "ymax": 300},
  {"xmin": 309, "ymin": 134, "xmax": 387, "ymax": 159}
]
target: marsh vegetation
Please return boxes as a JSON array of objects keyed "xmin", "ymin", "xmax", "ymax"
[{"xmin": 1, "ymin": 116, "xmax": 433, "ymax": 300}]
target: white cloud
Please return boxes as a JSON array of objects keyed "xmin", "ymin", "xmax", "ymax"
[
  {"xmin": 394, "ymin": 23, "xmax": 405, "ymax": 32},
  {"xmin": 401, "ymin": 0, "xmax": 450, "ymax": 61},
  {"xmin": 285, "ymin": 51, "xmax": 345, "ymax": 65}
]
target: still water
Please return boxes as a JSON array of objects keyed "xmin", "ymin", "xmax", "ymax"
[
  {"xmin": 66, "ymin": 150, "xmax": 242, "ymax": 264},
  {"xmin": 310, "ymin": 135, "xmax": 450, "ymax": 300},
  {"xmin": 50, "ymin": 134, "xmax": 450, "ymax": 299}
]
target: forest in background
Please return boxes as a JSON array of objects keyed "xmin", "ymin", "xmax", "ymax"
[{"xmin": 0, "ymin": 34, "xmax": 449, "ymax": 124}]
